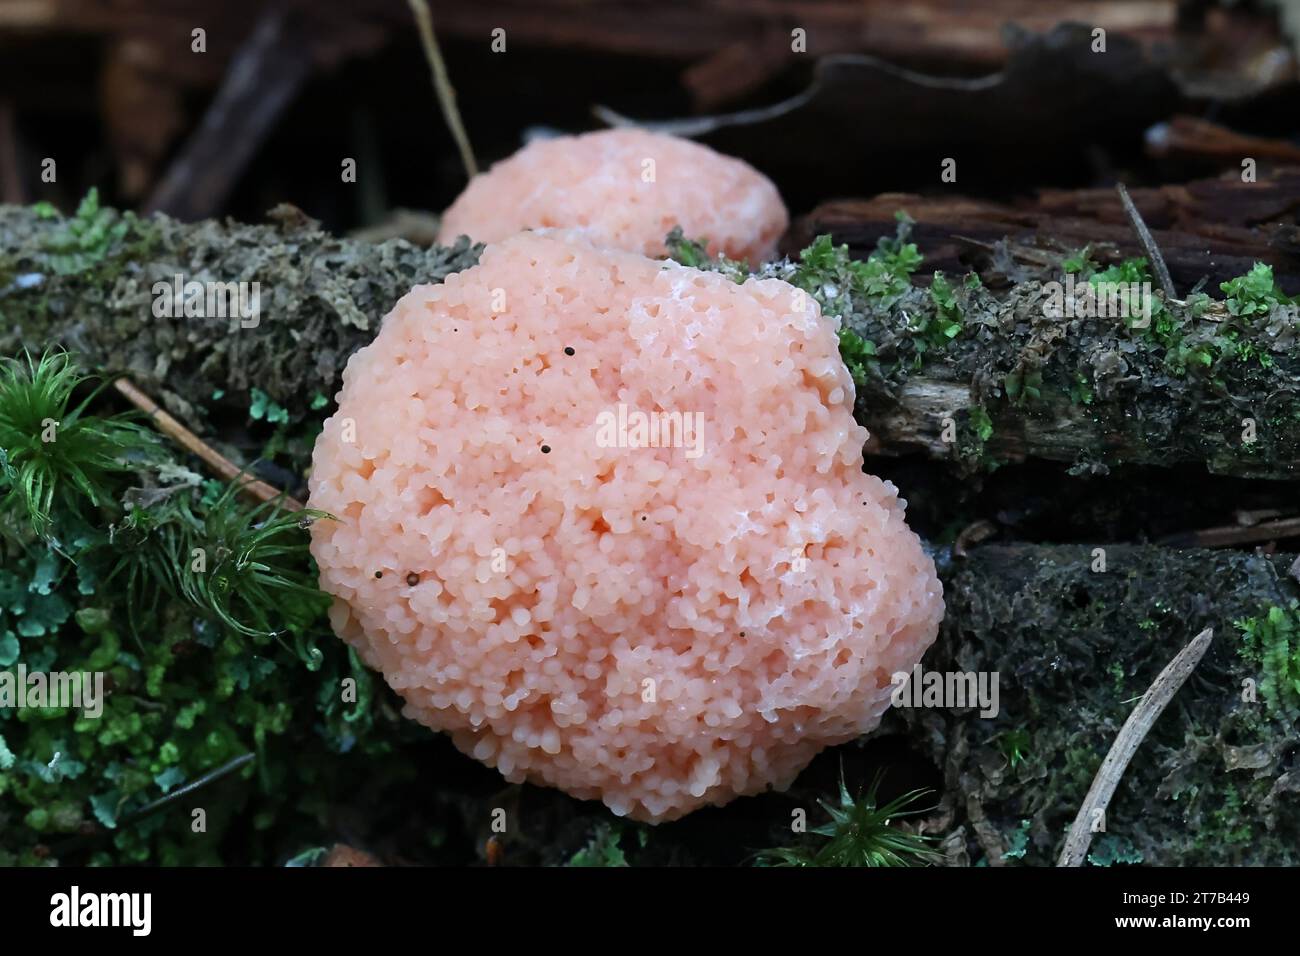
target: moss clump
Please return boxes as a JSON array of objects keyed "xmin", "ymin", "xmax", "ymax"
[
  {"xmin": 1234, "ymin": 602, "xmax": 1300, "ymax": 720},
  {"xmin": 0, "ymin": 351, "xmax": 157, "ymax": 540},
  {"xmin": 38, "ymin": 189, "xmax": 160, "ymax": 279},
  {"xmin": 1221, "ymin": 262, "xmax": 1295, "ymax": 318},
  {"xmin": 754, "ymin": 770, "xmax": 941, "ymax": 868},
  {"xmin": 0, "ymin": 356, "xmax": 402, "ymax": 866},
  {"xmin": 0, "ymin": 195, "xmax": 481, "ymax": 436},
  {"xmin": 566, "ymin": 821, "xmax": 636, "ymax": 867}
]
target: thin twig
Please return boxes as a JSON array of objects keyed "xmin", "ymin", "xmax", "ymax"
[
  {"xmin": 1057, "ymin": 627, "xmax": 1213, "ymax": 866},
  {"xmin": 122, "ymin": 752, "xmax": 256, "ymax": 826},
  {"xmin": 408, "ymin": 0, "xmax": 478, "ymax": 180},
  {"xmin": 113, "ymin": 377, "xmax": 303, "ymax": 511},
  {"xmin": 47, "ymin": 752, "xmax": 256, "ymax": 857},
  {"xmin": 1116, "ymin": 183, "xmax": 1177, "ymax": 300}
]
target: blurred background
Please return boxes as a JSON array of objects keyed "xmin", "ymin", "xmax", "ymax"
[{"xmin": 2, "ymin": 0, "xmax": 1299, "ymax": 237}]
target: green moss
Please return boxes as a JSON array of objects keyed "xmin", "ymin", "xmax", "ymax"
[
  {"xmin": 997, "ymin": 729, "xmax": 1032, "ymax": 768},
  {"xmin": 1233, "ymin": 602, "xmax": 1300, "ymax": 720},
  {"xmin": 1108, "ymin": 661, "xmax": 1125, "ymax": 696},
  {"xmin": 1188, "ymin": 784, "xmax": 1256, "ymax": 852},
  {"xmin": 0, "ymin": 199, "xmax": 481, "ymax": 435},
  {"xmin": 1068, "ymin": 372, "xmax": 1094, "ymax": 405},
  {"xmin": 0, "ymin": 351, "xmax": 158, "ymax": 540},
  {"xmin": 566, "ymin": 821, "xmax": 631, "ymax": 867},
  {"xmin": 1087, "ymin": 834, "xmax": 1143, "ymax": 866},
  {"xmin": 955, "ymin": 406, "xmax": 1000, "ymax": 471},
  {"xmin": 1221, "ymin": 263, "xmax": 1294, "ymax": 317},
  {"xmin": 754, "ymin": 770, "xmax": 941, "ymax": 867},
  {"xmin": 663, "ymin": 227, "xmax": 748, "ymax": 282},
  {"xmin": 1002, "ymin": 819, "xmax": 1031, "ymax": 861},
  {"xmin": 923, "ymin": 272, "xmax": 964, "ymax": 351},
  {"xmin": 36, "ymin": 189, "xmax": 161, "ymax": 283},
  {"xmin": 1061, "ymin": 246, "xmax": 1094, "ymax": 274},
  {"xmin": 0, "ymin": 353, "xmax": 401, "ymax": 866},
  {"xmin": 669, "ymin": 221, "xmax": 1300, "ymax": 478},
  {"xmin": 837, "ymin": 327, "xmax": 876, "ymax": 386},
  {"xmin": 248, "ymin": 388, "xmax": 289, "ymax": 425}
]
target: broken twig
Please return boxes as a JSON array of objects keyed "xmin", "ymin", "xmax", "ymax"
[
  {"xmin": 1116, "ymin": 182, "xmax": 1177, "ymax": 300},
  {"xmin": 48, "ymin": 751, "xmax": 255, "ymax": 858},
  {"xmin": 124, "ymin": 752, "xmax": 256, "ymax": 826},
  {"xmin": 1057, "ymin": 626, "xmax": 1213, "ymax": 866},
  {"xmin": 113, "ymin": 377, "xmax": 303, "ymax": 511}
]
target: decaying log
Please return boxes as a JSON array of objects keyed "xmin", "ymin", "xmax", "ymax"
[
  {"xmin": 793, "ymin": 171, "xmax": 1300, "ymax": 481},
  {"xmin": 1146, "ymin": 115, "xmax": 1300, "ymax": 170},
  {"xmin": 2, "ymin": 193, "xmax": 1299, "ymax": 482}
]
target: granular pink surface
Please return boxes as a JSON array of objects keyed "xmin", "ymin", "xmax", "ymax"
[
  {"xmin": 436, "ymin": 129, "xmax": 787, "ymax": 264},
  {"xmin": 308, "ymin": 231, "xmax": 943, "ymax": 822}
]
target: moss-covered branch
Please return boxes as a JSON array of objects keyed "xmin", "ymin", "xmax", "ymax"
[
  {"xmin": 675, "ymin": 226, "xmax": 1300, "ymax": 480},
  {"xmin": 6, "ymin": 199, "xmax": 1299, "ymax": 482},
  {"xmin": 0, "ymin": 196, "xmax": 480, "ymax": 431},
  {"xmin": 852, "ymin": 273, "xmax": 1300, "ymax": 480}
]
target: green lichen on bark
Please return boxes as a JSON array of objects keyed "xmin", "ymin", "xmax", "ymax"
[{"xmin": 889, "ymin": 544, "xmax": 1300, "ymax": 866}]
